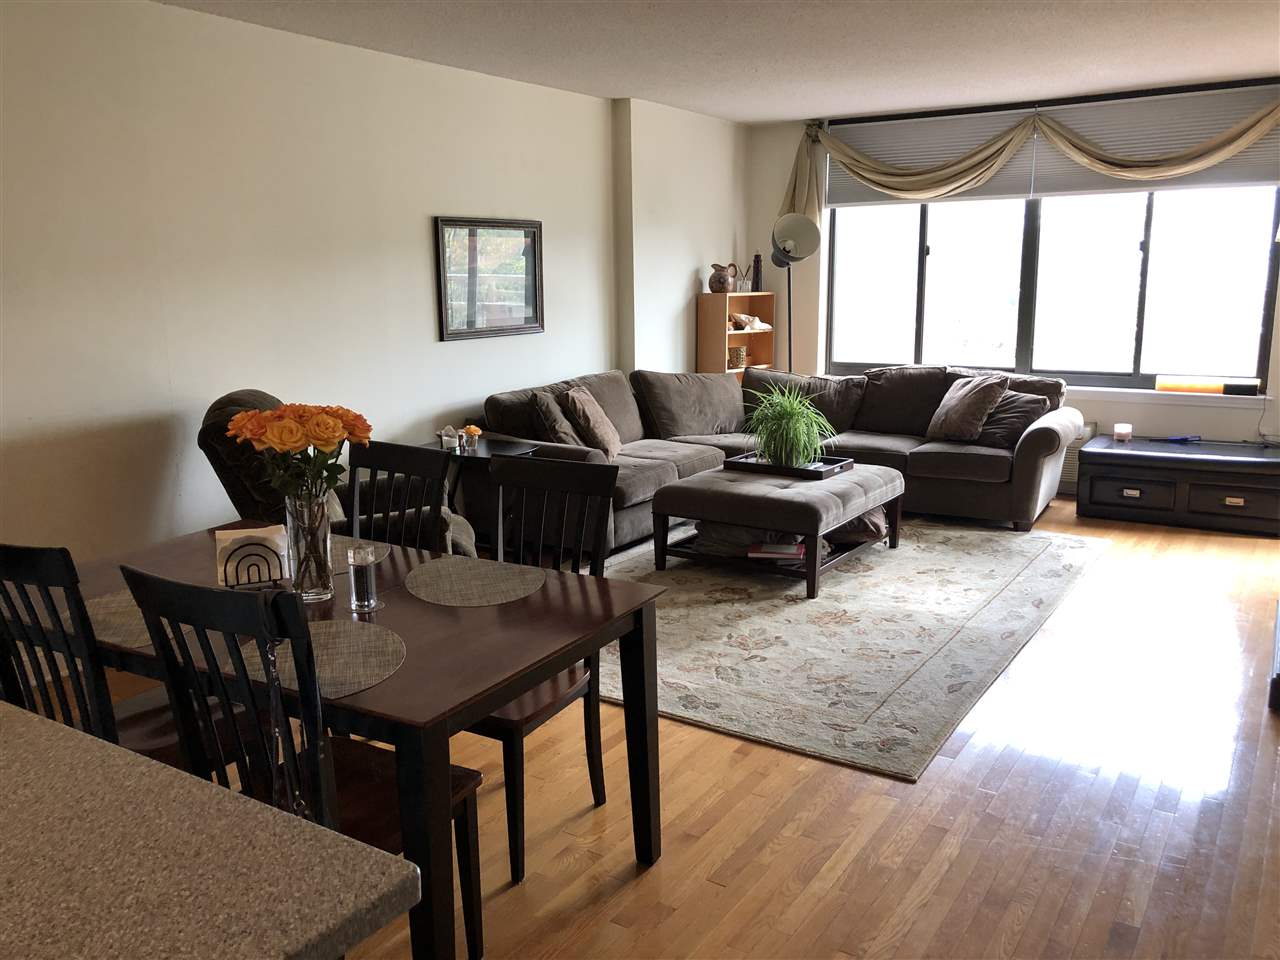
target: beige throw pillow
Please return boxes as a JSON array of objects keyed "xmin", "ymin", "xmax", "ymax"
[
  {"xmin": 926, "ymin": 375, "xmax": 1009, "ymax": 442},
  {"xmin": 558, "ymin": 386, "xmax": 622, "ymax": 461}
]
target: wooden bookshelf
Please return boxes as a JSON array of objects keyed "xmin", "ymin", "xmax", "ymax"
[{"xmin": 696, "ymin": 292, "xmax": 776, "ymax": 381}]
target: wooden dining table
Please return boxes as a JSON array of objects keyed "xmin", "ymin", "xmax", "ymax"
[{"xmin": 79, "ymin": 524, "xmax": 666, "ymax": 960}]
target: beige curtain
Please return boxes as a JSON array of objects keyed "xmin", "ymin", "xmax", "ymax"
[
  {"xmin": 782, "ymin": 100, "xmax": 1280, "ymax": 221},
  {"xmin": 1035, "ymin": 101, "xmax": 1280, "ymax": 180},
  {"xmin": 778, "ymin": 122, "xmax": 825, "ymax": 220}
]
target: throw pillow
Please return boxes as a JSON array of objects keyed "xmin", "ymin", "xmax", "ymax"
[
  {"xmin": 630, "ymin": 371, "xmax": 744, "ymax": 438},
  {"xmin": 530, "ymin": 390, "xmax": 581, "ymax": 445},
  {"xmin": 926, "ymin": 375, "xmax": 1009, "ymax": 442},
  {"xmin": 853, "ymin": 365, "xmax": 952, "ymax": 437},
  {"xmin": 742, "ymin": 368, "xmax": 865, "ymax": 433},
  {"xmin": 558, "ymin": 386, "xmax": 622, "ymax": 461},
  {"xmin": 976, "ymin": 390, "xmax": 1051, "ymax": 449}
]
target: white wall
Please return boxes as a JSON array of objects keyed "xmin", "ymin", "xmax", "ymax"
[
  {"xmin": 619, "ymin": 99, "xmax": 748, "ymax": 372},
  {"xmin": 742, "ymin": 122, "xmax": 1280, "ymax": 438},
  {"xmin": 0, "ymin": 1, "xmax": 617, "ymax": 559}
]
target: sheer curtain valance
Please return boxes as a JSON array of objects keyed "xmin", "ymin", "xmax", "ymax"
[{"xmin": 781, "ymin": 87, "xmax": 1280, "ymax": 219}]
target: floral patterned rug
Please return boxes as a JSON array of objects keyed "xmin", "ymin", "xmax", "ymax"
[{"xmin": 597, "ymin": 521, "xmax": 1105, "ymax": 781}]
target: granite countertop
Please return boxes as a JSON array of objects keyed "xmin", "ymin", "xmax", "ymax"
[{"xmin": 0, "ymin": 702, "xmax": 419, "ymax": 960}]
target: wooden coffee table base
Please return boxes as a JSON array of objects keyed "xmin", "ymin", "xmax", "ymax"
[{"xmin": 653, "ymin": 494, "xmax": 901, "ymax": 599}]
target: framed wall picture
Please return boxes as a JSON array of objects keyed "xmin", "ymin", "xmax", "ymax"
[{"xmin": 434, "ymin": 216, "xmax": 544, "ymax": 341}]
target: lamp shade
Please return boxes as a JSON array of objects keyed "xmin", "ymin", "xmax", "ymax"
[{"xmin": 770, "ymin": 213, "xmax": 821, "ymax": 268}]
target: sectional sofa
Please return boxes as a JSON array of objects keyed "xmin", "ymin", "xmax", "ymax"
[{"xmin": 476, "ymin": 366, "xmax": 1084, "ymax": 550}]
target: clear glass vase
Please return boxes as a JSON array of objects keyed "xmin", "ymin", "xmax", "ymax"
[{"xmin": 285, "ymin": 492, "xmax": 333, "ymax": 603}]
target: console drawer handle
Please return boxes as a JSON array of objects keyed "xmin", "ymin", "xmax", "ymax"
[
  {"xmin": 1223, "ymin": 496, "xmax": 1246, "ymax": 507},
  {"xmin": 1122, "ymin": 488, "xmax": 1142, "ymax": 498}
]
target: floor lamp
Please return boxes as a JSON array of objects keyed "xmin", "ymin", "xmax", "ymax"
[{"xmin": 770, "ymin": 213, "xmax": 822, "ymax": 372}]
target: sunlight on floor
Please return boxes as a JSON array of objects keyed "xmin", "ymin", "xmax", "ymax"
[{"xmin": 960, "ymin": 538, "xmax": 1249, "ymax": 797}]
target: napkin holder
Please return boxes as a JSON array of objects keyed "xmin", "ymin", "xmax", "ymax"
[{"xmin": 216, "ymin": 525, "xmax": 288, "ymax": 589}]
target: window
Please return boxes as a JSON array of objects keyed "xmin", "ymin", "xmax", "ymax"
[
  {"xmin": 827, "ymin": 185, "xmax": 1279, "ymax": 388},
  {"xmin": 1033, "ymin": 192, "xmax": 1148, "ymax": 373},
  {"xmin": 920, "ymin": 199, "xmax": 1024, "ymax": 368},
  {"xmin": 829, "ymin": 204, "xmax": 920, "ymax": 366},
  {"xmin": 1141, "ymin": 186, "xmax": 1277, "ymax": 377}
]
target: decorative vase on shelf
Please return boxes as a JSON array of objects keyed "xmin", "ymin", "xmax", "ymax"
[{"xmin": 285, "ymin": 492, "xmax": 333, "ymax": 603}]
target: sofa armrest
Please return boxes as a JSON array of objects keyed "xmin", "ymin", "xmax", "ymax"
[
  {"xmin": 1014, "ymin": 406, "xmax": 1084, "ymax": 463},
  {"xmin": 481, "ymin": 430, "xmax": 607, "ymax": 464},
  {"xmin": 1008, "ymin": 406, "xmax": 1084, "ymax": 527}
]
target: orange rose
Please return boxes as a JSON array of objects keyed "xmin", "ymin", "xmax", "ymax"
[
  {"xmin": 262, "ymin": 417, "xmax": 309, "ymax": 454},
  {"xmin": 277, "ymin": 402, "xmax": 317, "ymax": 424},
  {"xmin": 227, "ymin": 409, "xmax": 272, "ymax": 451},
  {"xmin": 305, "ymin": 412, "xmax": 347, "ymax": 453},
  {"xmin": 329, "ymin": 406, "xmax": 372, "ymax": 445}
]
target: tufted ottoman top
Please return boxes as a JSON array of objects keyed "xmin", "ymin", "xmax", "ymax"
[{"xmin": 653, "ymin": 463, "xmax": 904, "ymax": 536}]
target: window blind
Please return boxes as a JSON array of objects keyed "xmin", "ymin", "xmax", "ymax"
[{"xmin": 825, "ymin": 82, "xmax": 1280, "ymax": 206}]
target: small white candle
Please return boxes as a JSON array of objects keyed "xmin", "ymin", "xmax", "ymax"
[{"xmin": 1113, "ymin": 422, "xmax": 1133, "ymax": 442}]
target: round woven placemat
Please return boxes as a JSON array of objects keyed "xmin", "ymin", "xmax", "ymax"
[
  {"xmin": 247, "ymin": 619, "xmax": 405, "ymax": 699},
  {"xmin": 85, "ymin": 590, "xmax": 151, "ymax": 649},
  {"xmin": 83, "ymin": 592, "xmax": 404, "ymax": 698},
  {"xmin": 404, "ymin": 555, "xmax": 546, "ymax": 607}
]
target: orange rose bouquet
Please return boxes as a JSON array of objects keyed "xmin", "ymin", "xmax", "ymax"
[{"xmin": 227, "ymin": 403, "xmax": 372, "ymax": 601}]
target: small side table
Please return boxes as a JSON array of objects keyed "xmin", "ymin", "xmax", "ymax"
[{"xmin": 432, "ymin": 437, "xmax": 538, "ymax": 547}]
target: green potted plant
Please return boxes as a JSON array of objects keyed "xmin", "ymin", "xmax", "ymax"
[{"xmin": 746, "ymin": 384, "xmax": 835, "ymax": 467}]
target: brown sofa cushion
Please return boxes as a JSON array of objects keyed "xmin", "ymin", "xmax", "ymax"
[
  {"xmin": 559, "ymin": 387, "xmax": 622, "ymax": 461},
  {"xmin": 926, "ymin": 375, "xmax": 1009, "ymax": 442},
  {"xmin": 824, "ymin": 430, "xmax": 926, "ymax": 471},
  {"xmin": 484, "ymin": 370, "xmax": 644, "ymax": 443},
  {"xmin": 853, "ymin": 365, "xmax": 952, "ymax": 437},
  {"xmin": 741, "ymin": 368, "xmax": 866, "ymax": 433},
  {"xmin": 629, "ymin": 371, "xmax": 744, "ymax": 439},
  {"xmin": 612, "ymin": 456, "xmax": 678, "ymax": 509},
  {"xmin": 530, "ymin": 390, "xmax": 581, "ymax": 445},
  {"xmin": 619, "ymin": 438, "xmax": 723, "ymax": 478},
  {"xmin": 908, "ymin": 441, "xmax": 1014, "ymax": 483},
  {"xmin": 947, "ymin": 367, "xmax": 1066, "ymax": 410},
  {"xmin": 670, "ymin": 432, "xmax": 757, "ymax": 457},
  {"xmin": 977, "ymin": 391, "xmax": 1051, "ymax": 449}
]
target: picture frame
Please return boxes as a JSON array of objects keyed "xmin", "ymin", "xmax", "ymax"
[{"xmin": 434, "ymin": 216, "xmax": 544, "ymax": 341}]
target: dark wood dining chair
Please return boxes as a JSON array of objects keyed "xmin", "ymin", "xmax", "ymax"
[
  {"xmin": 121, "ymin": 567, "xmax": 485, "ymax": 959},
  {"xmin": 0, "ymin": 543, "xmax": 187, "ymax": 768},
  {"xmin": 348, "ymin": 439, "xmax": 451, "ymax": 552},
  {"xmin": 477, "ymin": 454, "xmax": 620, "ymax": 884}
]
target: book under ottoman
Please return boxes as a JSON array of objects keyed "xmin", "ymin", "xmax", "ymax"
[{"xmin": 651, "ymin": 464, "xmax": 905, "ymax": 598}]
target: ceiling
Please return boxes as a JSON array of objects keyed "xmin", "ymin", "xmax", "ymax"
[{"xmin": 161, "ymin": 1, "xmax": 1280, "ymax": 123}]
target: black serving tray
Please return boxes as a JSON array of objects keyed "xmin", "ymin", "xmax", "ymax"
[{"xmin": 723, "ymin": 453, "xmax": 855, "ymax": 480}]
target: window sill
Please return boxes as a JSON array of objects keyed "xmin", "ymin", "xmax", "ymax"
[{"xmin": 1065, "ymin": 385, "xmax": 1270, "ymax": 410}]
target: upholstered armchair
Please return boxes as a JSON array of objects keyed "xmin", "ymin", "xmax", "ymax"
[{"xmin": 198, "ymin": 389, "xmax": 287, "ymax": 523}]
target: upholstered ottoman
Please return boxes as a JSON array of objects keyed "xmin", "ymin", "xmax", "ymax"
[{"xmin": 652, "ymin": 464, "xmax": 904, "ymax": 598}]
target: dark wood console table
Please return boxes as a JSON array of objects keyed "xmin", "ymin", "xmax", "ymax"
[{"xmin": 1076, "ymin": 437, "xmax": 1279, "ymax": 537}]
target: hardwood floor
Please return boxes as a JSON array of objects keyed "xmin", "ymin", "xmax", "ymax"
[{"xmin": 118, "ymin": 501, "xmax": 1280, "ymax": 958}]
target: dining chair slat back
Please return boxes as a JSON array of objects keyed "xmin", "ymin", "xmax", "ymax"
[
  {"xmin": 490, "ymin": 455, "xmax": 619, "ymax": 577},
  {"xmin": 121, "ymin": 567, "xmax": 332, "ymax": 826},
  {"xmin": 479, "ymin": 455, "xmax": 619, "ymax": 884},
  {"xmin": 0, "ymin": 544, "xmax": 117, "ymax": 741},
  {"xmin": 348, "ymin": 440, "xmax": 450, "ymax": 553}
]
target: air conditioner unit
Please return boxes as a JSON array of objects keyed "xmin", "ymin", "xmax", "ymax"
[{"xmin": 1058, "ymin": 421, "xmax": 1097, "ymax": 496}]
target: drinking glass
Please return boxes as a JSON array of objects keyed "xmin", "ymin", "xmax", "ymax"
[{"xmin": 347, "ymin": 541, "xmax": 383, "ymax": 613}]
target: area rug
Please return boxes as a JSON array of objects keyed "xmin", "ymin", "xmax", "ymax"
[{"xmin": 597, "ymin": 520, "xmax": 1105, "ymax": 781}]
